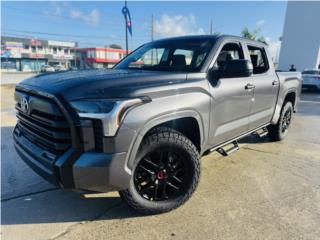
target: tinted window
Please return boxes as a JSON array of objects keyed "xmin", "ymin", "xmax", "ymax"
[
  {"xmin": 212, "ymin": 42, "xmax": 244, "ymax": 71},
  {"xmin": 115, "ymin": 39, "xmax": 215, "ymax": 72},
  {"xmin": 128, "ymin": 48, "xmax": 165, "ymax": 68},
  {"xmin": 173, "ymin": 49, "xmax": 193, "ymax": 66},
  {"xmin": 247, "ymin": 45, "xmax": 269, "ymax": 74}
]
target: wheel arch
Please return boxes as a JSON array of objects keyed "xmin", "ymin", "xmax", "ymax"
[
  {"xmin": 284, "ymin": 91, "xmax": 297, "ymax": 109},
  {"xmin": 125, "ymin": 111, "xmax": 205, "ymax": 170},
  {"xmin": 271, "ymin": 89, "xmax": 297, "ymax": 124}
]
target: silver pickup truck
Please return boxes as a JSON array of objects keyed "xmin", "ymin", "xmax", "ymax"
[{"xmin": 14, "ymin": 35, "xmax": 302, "ymax": 214}]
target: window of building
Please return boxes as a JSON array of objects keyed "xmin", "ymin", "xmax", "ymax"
[
  {"xmin": 1, "ymin": 59, "xmax": 17, "ymax": 70},
  {"xmin": 96, "ymin": 50, "xmax": 105, "ymax": 59},
  {"xmin": 31, "ymin": 46, "xmax": 36, "ymax": 53},
  {"xmin": 87, "ymin": 50, "xmax": 95, "ymax": 58},
  {"xmin": 24, "ymin": 44, "xmax": 29, "ymax": 50},
  {"xmin": 38, "ymin": 46, "xmax": 43, "ymax": 51},
  {"xmin": 247, "ymin": 45, "xmax": 269, "ymax": 74},
  {"xmin": 64, "ymin": 49, "xmax": 69, "ymax": 54},
  {"xmin": 53, "ymin": 47, "xmax": 57, "ymax": 54}
]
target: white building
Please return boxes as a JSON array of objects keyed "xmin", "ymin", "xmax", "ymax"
[
  {"xmin": 1, "ymin": 36, "xmax": 77, "ymax": 72},
  {"xmin": 278, "ymin": 1, "xmax": 320, "ymax": 71}
]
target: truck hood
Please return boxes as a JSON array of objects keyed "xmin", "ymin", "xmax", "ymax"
[{"xmin": 18, "ymin": 69, "xmax": 188, "ymax": 100}]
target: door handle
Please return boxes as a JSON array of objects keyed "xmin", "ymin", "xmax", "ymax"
[
  {"xmin": 245, "ymin": 83, "xmax": 255, "ymax": 90},
  {"xmin": 272, "ymin": 80, "xmax": 279, "ymax": 86}
]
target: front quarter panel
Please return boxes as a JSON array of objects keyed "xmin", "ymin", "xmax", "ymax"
[{"xmin": 121, "ymin": 73, "xmax": 211, "ymax": 169}]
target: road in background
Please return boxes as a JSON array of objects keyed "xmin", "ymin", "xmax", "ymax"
[
  {"xmin": 1, "ymin": 72, "xmax": 37, "ymax": 85},
  {"xmin": 1, "ymin": 85, "xmax": 320, "ymax": 240}
]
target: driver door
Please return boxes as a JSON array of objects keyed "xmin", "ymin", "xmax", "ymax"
[{"xmin": 208, "ymin": 42, "xmax": 253, "ymax": 146}]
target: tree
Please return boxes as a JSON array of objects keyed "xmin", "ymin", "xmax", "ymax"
[
  {"xmin": 109, "ymin": 44, "xmax": 123, "ymax": 49},
  {"xmin": 241, "ymin": 27, "xmax": 268, "ymax": 45}
]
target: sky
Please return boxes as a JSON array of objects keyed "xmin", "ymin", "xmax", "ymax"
[{"xmin": 1, "ymin": 1, "xmax": 287, "ymax": 58}]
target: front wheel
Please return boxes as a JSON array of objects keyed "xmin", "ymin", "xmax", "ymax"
[
  {"xmin": 267, "ymin": 101, "xmax": 293, "ymax": 141},
  {"xmin": 119, "ymin": 127, "xmax": 200, "ymax": 214}
]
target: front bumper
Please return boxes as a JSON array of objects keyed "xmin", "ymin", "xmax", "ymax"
[{"xmin": 14, "ymin": 125, "xmax": 132, "ymax": 192}]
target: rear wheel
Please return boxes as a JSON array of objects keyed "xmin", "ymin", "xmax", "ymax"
[
  {"xmin": 119, "ymin": 127, "xmax": 200, "ymax": 214},
  {"xmin": 267, "ymin": 101, "xmax": 293, "ymax": 141}
]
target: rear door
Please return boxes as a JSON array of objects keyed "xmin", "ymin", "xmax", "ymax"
[
  {"xmin": 208, "ymin": 41, "xmax": 253, "ymax": 146},
  {"xmin": 244, "ymin": 44, "xmax": 279, "ymax": 130}
]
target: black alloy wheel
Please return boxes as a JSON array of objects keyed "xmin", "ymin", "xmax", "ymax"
[
  {"xmin": 281, "ymin": 108, "xmax": 292, "ymax": 134},
  {"xmin": 119, "ymin": 127, "xmax": 200, "ymax": 214},
  {"xmin": 134, "ymin": 148, "xmax": 189, "ymax": 201},
  {"xmin": 267, "ymin": 101, "xmax": 293, "ymax": 141}
]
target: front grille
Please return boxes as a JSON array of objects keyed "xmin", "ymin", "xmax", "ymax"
[{"xmin": 15, "ymin": 90, "xmax": 72, "ymax": 156}]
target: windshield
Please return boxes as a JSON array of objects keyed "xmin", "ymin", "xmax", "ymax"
[{"xmin": 115, "ymin": 39, "xmax": 215, "ymax": 72}]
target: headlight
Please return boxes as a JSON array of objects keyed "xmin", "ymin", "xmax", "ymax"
[
  {"xmin": 70, "ymin": 99, "xmax": 116, "ymax": 114},
  {"xmin": 70, "ymin": 98, "xmax": 143, "ymax": 136}
]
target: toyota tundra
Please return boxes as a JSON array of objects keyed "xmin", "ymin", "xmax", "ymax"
[{"xmin": 14, "ymin": 35, "xmax": 302, "ymax": 214}]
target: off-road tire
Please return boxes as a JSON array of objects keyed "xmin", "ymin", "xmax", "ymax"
[
  {"xmin": 119, "ymin": 126, "xmax": 201, "ymax": 215},
  {"xmin": 267, "ymin": 101, "xmax": 293, "ymax": 141}
]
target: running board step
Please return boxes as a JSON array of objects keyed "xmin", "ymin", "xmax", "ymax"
[
  {"xmin": 253, "ymin": 127, "xmax": 268, "ymax": 138},
  {"xmin": 217, "ymin": 140, "xmax": 239, "ymax": 156}
]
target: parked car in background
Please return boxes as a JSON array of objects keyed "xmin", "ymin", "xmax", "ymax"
[
  {"xmin": 69, "ymin": 66, "xmax": 78, "ymax": 71},
  {"xmin": 40, "ymin": 65, "xmax": 55, "ymax": 73},
  {"xmin": 302, "ymin": 70, "xmax": 320, "ymax": 90},
  {"xmin": 54, "ymin": 65, "xmax": 67, "ymax": 71},
  {"xmin": 13, "ymin": 35, "xmax": 302, "ymax": 214}
]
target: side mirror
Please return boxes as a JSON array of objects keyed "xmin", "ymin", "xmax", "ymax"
[{"xmin": 222, "ymin": 59, "xmax": 253, "ymax": 78}]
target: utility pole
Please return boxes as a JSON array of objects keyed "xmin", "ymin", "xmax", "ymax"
[
  {"xmin": 124, "ymin": 0, "xmax": 129, "ymax": 56},
  {"xmin": 210, "ymin": 19, "xmax": 213, "ymax": 35},
  {"xmin": 151, "ymin": 14, "xmax": 154, "ymax": 41},
  {"xmin": 151, "ymin": 14, "xmax": 154, "ymax": 64},
  {"xmin": 35, "ymin": 37, "xmax": 39, "ymax": 73}
]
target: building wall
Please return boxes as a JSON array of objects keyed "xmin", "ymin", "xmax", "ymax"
[
  {"xmin": 1, "ymin": 36, "xmax": 77, "ymax": 72},
  {"xmin": 278, "ymin": 2, "xmax": 320, "ymax": 71},
  {"xmin": 76, "ymin": 48, "xmax": 127, "ymax": 69}
]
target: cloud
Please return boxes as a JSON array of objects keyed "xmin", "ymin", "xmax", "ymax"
[
  {"xmin": 154, "ymin": 14, "xmax": 205, "ymax": 38},
  {"xmin": 42, "ymin": 2, "xmax": 100, "ymax": 26},
  {"xmin": 69, "ymin": 9, "xmax": 100, "ymax": 26},
  {"xmin": 265, "ymin": 37, "xmax": 281, "ymax": 63},
  {"xmin": 256, "ymin": 19, "xmax": 266, "ymax": 28},
  {"xmin": 43, "ymin": 1, "xmax": 63, "ymax": 17}
]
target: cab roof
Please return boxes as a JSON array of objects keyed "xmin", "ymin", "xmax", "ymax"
[{"xmin": 153, "ymin": 34, "xmax": 267, "ymax": 47}]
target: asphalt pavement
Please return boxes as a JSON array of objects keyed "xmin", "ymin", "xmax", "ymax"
[{"xmin": 1, "ymin": 85, "xmax": 320, "ymax": 240}]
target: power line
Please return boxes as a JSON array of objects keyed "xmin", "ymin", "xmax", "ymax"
[
  {"xmin": 151, "ymin": 14, "xmax": 154, "ymax": 41},
  {"xmin": 3, "ymin": 5, "xmax": 152, "ymax": 29},
  {"xmin": 2, "ymin": 4, "xmax": 153, "ymax": 49},
  {"xmin": 3, "ymin": 28, "xmax": 148, "ymax": 40},
  {"xmin": 2, "ymin": 32, "xmax": 124, "ymax": 47},
  {"xmin": 3, "ymin": 12, "xmax": 151, "ymax": 36}
]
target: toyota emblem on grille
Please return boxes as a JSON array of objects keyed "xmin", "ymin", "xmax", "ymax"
[{"xmin": 20, "ymin": 97, "xmax": 30, "ymax": 114}]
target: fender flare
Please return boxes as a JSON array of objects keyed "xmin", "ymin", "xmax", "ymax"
[
  {"xmin": 271, "ymin": 88, "xmax": 297, "ymax": 124},
  {"xmin": 124, "ymin": 109, "xmax": 205, "ymax": 171}
]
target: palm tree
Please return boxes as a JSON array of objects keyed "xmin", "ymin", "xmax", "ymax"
[{"xmin": 241, "ymin": 27, "xmax": 268, "ymax": 45}]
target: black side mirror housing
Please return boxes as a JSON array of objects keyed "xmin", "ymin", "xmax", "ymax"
[{"xmin": 222, "ymin": 59, "xmax": 253, "ymax": 78}]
